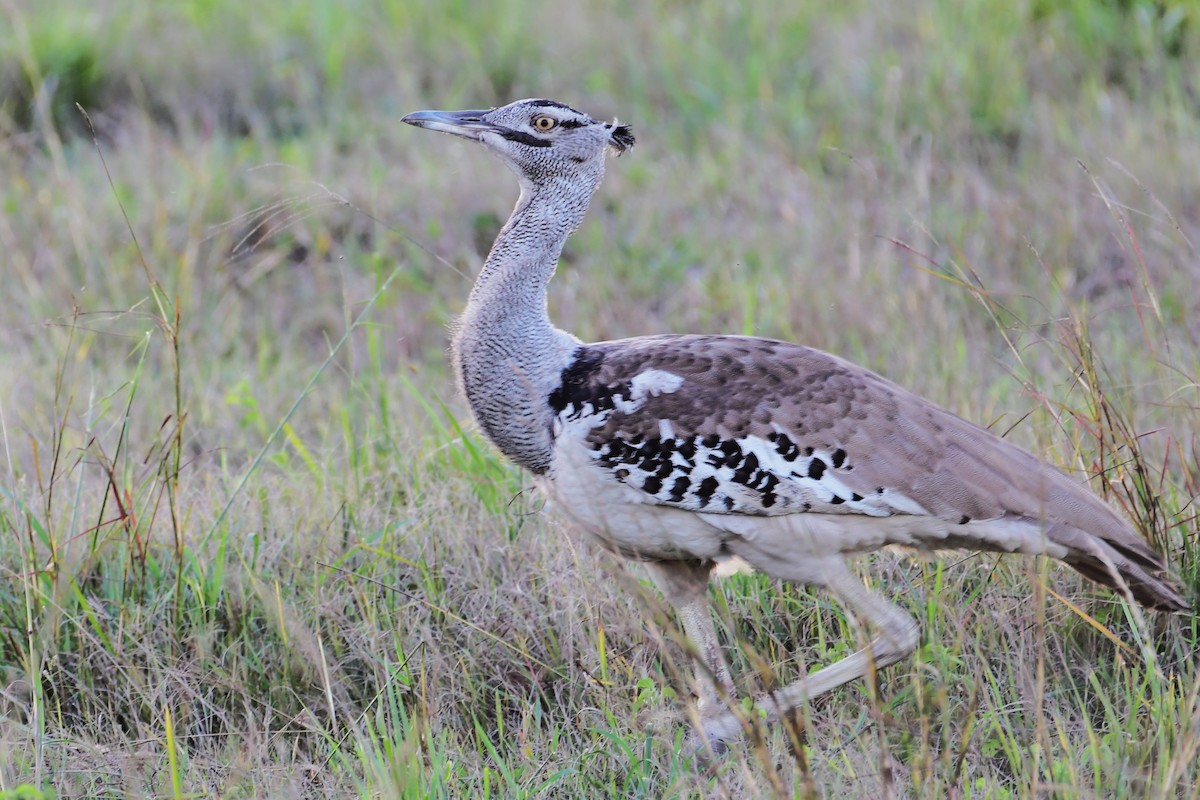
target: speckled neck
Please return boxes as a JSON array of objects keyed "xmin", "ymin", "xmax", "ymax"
[{"xmin": 451, "ymin": 166, "xmax": 604, "ymax": 472}]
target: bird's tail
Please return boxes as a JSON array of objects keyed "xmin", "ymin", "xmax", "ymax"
[
  {"xmin": 1043, "ymin": 519, "xmax": 1188, "ymax": 612},
  {"xmin": 931, "ymin": 513, "xmax": 1189, "ymax": 613}
]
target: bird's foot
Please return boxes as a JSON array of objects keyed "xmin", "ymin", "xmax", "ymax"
[
  {"xmin": 681, "ymin": 709, "xmax": 742, "ymax": 765},
  {"xmin": 685, "ymin": 727, "xmax": 729, "ymax": 758},
  {"xmin": 701, "ymin": 710, "xmax": 744, "ymax": 750}
]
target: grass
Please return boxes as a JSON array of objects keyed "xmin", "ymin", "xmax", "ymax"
[{"xmin": 1, "ymin": 0, "xmax": 1198, "ymax": 796}]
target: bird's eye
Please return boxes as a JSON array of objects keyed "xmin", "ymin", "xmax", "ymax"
[{"xmin": 531, "ymin": 115, "xmax": 558, "ymax": 131}]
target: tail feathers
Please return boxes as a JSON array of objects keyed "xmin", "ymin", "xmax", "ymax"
[{"xmin": 1046, "ymin": 521, "xmax": 1189, "ymax": 613}]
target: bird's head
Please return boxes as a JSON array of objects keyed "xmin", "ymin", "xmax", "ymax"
[{"xmin": 402, "ymin": 98, "xmax": 634, "ymax": 184}]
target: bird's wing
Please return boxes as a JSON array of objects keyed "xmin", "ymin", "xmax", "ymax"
[{"xmin": 549, "ymin": 333, "xmax": 1160, "ymax": 563}]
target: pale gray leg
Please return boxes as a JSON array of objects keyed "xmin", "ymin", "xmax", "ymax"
[
  {"xmin": 700, "ymin": 560, "xmax": 918, "ymax": 745},
  {"xmin": 644, "ymin": 560, "xmax": 733, "ymax": 718}
]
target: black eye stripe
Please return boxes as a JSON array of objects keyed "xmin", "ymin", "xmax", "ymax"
[
  {"xmin": 500, "ymin": 129, "xmax": 552, "ymax": 147},
  {"xmin": 558, "ymin": 119, "xmax": 586, "ymax": 129}
]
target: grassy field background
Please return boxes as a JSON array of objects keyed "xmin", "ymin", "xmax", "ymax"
[{"xmin": 2, "ymin": 0, "xmax": 1199, "ymax": 796}]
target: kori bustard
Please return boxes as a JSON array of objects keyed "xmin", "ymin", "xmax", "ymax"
[{"xmin": 402, "ymin": 98, "xmax": 1188, "ymax": 748}]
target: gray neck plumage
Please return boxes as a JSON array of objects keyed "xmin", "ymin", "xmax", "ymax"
[{"xmin": 451, "ymin": 163, "xmax": 604, "ymax": 473}]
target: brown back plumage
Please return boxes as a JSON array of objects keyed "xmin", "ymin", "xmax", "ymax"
[{"xmin": 555, "ymin": 333, "xmax": 1187, "ymax": 612}]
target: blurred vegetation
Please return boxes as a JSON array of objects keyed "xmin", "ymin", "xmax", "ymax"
[
  {"xmin": 1, "ymin": 0, "xmax": 1196, "ymax": 143},
  {"xmin": 0, "ymin": 0, "xmax": 1197, "ymax": 797}
]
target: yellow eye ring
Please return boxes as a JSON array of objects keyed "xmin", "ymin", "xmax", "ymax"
[{"xmin": 531, "ymin": 115, "xmax": 558, "ymax": 131}]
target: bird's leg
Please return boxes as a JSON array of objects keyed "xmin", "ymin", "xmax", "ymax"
[
  {"xmin": 644, "ymin": 560, "xmax": 733, "ymax": 718},
  {"xmin": 701, "ymin": 562, "xmax": 919, "ymax": 746},
  {"xmin": 674, "ymin": 589, "xmax": 734, "ymax": 716}
]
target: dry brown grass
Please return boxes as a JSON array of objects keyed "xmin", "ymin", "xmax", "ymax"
[{"xmin": 1, "ymin": 0, "xmax": 1197, "ymax": 797}]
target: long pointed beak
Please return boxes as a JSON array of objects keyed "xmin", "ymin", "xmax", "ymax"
[{"xmin": 401, "ymin": 109, "xmax": 496, "ymax": 140}]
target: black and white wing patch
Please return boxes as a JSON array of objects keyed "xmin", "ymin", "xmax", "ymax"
[{"xmin": 547, "ymin": 339, "xmax": 930, "ymax": 518}]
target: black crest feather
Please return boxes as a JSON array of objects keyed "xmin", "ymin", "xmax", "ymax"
[{"xmin": 609, "ymin": 123, "xmax": 635, "ymax": 155}]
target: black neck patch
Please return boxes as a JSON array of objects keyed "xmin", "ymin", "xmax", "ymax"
[{"xmin": 549, "ymin": 347, "xmax": 607, "ymax": 414}]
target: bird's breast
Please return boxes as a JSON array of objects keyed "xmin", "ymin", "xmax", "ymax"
[{"xmin": 537, "ymin": 435, "xmax": 732, "ymax": 561}]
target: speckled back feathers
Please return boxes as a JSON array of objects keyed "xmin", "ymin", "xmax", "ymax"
[{"xmin": 545, "ymin": 333, "xmax": 1186, "ymax": 610}]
